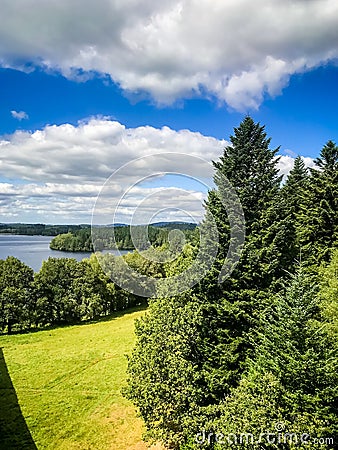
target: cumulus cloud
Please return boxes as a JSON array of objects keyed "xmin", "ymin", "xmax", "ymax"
[
  {"xmin": 11, "ymin": 110, "xmax": 29, "ymax": 120},
  {"xmin": 0, "ymin": 181, "xmax": 207, "ymax": 225},
  {"xmin": 277, "ymin": 155, "xmax": 316, "ymax": 179},
  {"xmin": 0, "ymin": 118, "xmax": 226, "ymax": 223},
  {"xmin": 0, "ymin": 118, "xmax": 225, "ymax": 184},
  {"xmin": 0, "ymin": 0, "xmax": 337, "ymax": 110},
  {"xmin": 0, "ymin": 118, "xmax": 317, "ymax": 223},
  {"xmin": 0, "ymin": 118, "xmax": 316, "ymax": 223}
]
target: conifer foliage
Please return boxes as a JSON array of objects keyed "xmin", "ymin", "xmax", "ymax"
[
  {"xmin": 126, "ymin": 119, "xmax": 338, "ymax": 449},
  {"xmin": 297, "ymin": 140, "xmax": 338, "ymax": 263},
  {"xmin": 212, "ymin": 116, "xmax": 281, "ymax": 233}
]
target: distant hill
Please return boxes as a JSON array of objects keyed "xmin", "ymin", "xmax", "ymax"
[
  {"xmin": 0, "ymin": 223, "xmax": 88, "ymax": 236},
  {"xmin": 80, "ymin": 222, "xmax": 197, "ymax": 229},
  {"xmin": 0, "ymin": 222, "xmax": 198, "ymax": 237},
  {"xmin": 149, "ymin": 221, "xmax": 197, "ymax": 229},
  {"xmin": 95, "ymin": 223, "xmax": 127, "ymax": 228}
]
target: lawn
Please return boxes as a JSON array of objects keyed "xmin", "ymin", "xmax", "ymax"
[{"xmin": 0, "ymin": 307, "xmax": 154, "ymax": 450}]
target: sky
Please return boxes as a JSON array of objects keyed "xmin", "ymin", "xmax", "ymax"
[{"xmin": 0, "ymin": 0, "xmax": 337, "ymax": 224}]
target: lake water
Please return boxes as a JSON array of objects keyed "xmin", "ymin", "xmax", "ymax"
[{"xmin": 0, "ymin": 235, "xmax": 128, "ymax": 272}]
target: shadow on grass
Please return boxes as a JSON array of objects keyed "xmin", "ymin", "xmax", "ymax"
[
  {"xmin": 1, "ymin": 304, "xmax": 148, "ymax": 336},
  {"xmin": 0, "ymin": 348, "xmax": 37, "ymax": 449},
  {"xmin": 43, "ymin": 304, "xmax": 149, "ymax": 333},
  {"xmin": 82, "ymin": 304, "xmax": 148, "ymax": 325}
]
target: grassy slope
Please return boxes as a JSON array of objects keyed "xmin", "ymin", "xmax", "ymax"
[{"xmin": 0, "ymin": 308, "xmax": 150, "ymax": 450}]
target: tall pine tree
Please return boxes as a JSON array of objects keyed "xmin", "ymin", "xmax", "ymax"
[
  {"xmin": 212, "ymin": 266, "xmax": 337, "ymax": 450},
  {"xmin": 126, "ymin": 117, "xmax": 286, "ymax": 448},
  {"xmin": 255, "ymin": 155, "xmax": 310, "ymax": 284},
  {"xmin": 189, "ymin": 117, "xmax": 285, "ymax": 412},
  {"xmin": 297, "ymin": 140, "xmax": 338, "ymax": 263},
  {"xmin": 212, "ymin": 116, "xmax": 281, "ymax": 234}
]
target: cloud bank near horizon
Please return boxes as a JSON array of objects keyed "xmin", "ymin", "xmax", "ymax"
[
  {"xmin": 0, "ymin": 0, "xmax": 337, "ymax": 110},
  {"xmin": 0, "ymin": 118, "xmax": 314, "ymax": 223}
]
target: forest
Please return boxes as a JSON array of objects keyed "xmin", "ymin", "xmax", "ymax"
[
  {"xmin": 0, "ymin": 223, "xmax": 88, "ymax": 236},
  {"xmin": 0, "ymin": 117, "xmax": 337, "ymax": 449},
  {"xmin": 125, "ymin": 117, "xmax": 337, "ymax": 449},
  {"xmin": 49, "ymin": 223, "xmax": 198, "ymax": 252}
]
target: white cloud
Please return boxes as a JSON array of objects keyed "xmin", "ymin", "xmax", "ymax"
[
  {"xmin": 11, "ymin": 110, "xmax": 29, "ymax": 120},
  {"xmin": 0, "ymin": 0, "xmax": 337, "ymax": 110},
  {"xmin": 277, "ymin": 155, "xmax": 316, "ymax": 179},
  {"xmin": 0, "ymin": 118, "xmax": 226, "ymax": 223},
  {"xmin": 0, "ymin": 181, "xmax": 208, "ymax": 225},
  {"xmin": 0, "ymin": 118, "xmax": 225, "ymax": 184},
  {"xmin": 0, "ymin": 117, "xmax": 316, "ymax": 223}
]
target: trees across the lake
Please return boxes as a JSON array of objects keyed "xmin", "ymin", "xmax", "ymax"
[
  {"xmin": 50, "ymin": 223, "xmax": 198, "ymax": 252},
  {"xmin": 0, "ymin": 223, "xmax": 88, "ymax": 236}
]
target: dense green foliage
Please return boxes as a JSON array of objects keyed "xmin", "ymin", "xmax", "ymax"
[
  {"xmin": 0, "ymin": 254, "xmax": 145, "ymax": 334},
  {"xmin": 0, "ymin": 257, "xmax": 35, "ymax": 334},
  {"xmin": 318, "ymin": 249, "xmax": 338, "ymax": 344},
  {"xmin": 297, "ymin": 140, "xmax": 338, "ymax": 263},
  {"xmin": 211, "ymin": 267, "xmax": 337, "ymax": 449},
  {"xmin": 50, "ymin": 223, "xmax": 198, "ymax": 252},
  {"xmin": 0, "ymin": 224, "xmax": 198, "ymax": 333},
  {"xmin": 50, "ymin": 229, "xmax": 94, "ymax": 251},
  {"xmin": 126, "ymin": 118, "xmax": 338, "ymax": 449}
]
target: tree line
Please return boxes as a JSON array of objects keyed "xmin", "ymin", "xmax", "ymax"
[
  {"xmin": 0, "ymin": 238, "xmax": 198, "ymax": 334},
  {"xmin": 0, "ymin": 254, "xmax": 148, "ymax": 334},
  {"xmin": 0, "ymin": 223, "xmax": 88, "ymax": 236},
  {"xmin": 125, "ymin": 117, "xmax": 338, "ymax": 449},
  {"xmin": 50, "ymin": 223, "xmax": 198, "ymax": 252}
]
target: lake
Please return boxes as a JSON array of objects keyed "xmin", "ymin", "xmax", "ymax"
[{"xmin": 0, "ymin": 235, "xmax": 128, "ymax": 272}]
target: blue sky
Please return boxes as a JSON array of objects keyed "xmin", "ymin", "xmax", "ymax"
[
  {"xmin": 2, "ymin": 65, "xmax": 337, "ymax": 157},
  {"xmin": 0, "ymin": 0, "xmax": 337, "ymax": 224}
]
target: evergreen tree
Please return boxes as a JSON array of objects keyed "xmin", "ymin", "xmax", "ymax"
[
  {"xmin": 126, "ymin": 117, "xmax": 285, "ymax": 448},
  {"xmin": 192, "ymin": 117, "xmax": 287, "ymax": 399},
  {"xmin": 282, "ymin": 155, "xmax": 309, "ymax": 214},
  {"xmin": 315, "ymin": 140, "xmax": 338, "ymax": 171},
  {"xmin": 253, "ymin": 156, "xmax": 310, "ymax": 286},
  {"xmin": 318, "ymin": 249, "xmax": 338, "ymax": 344},
  {"xmin": 297, "ymin": 141, "xmax": 338, "ymax": 263},
  {"xmin": 212, "ymin": 266, "xmax": 337, "ymax": 450},
  {"xmin": 212, "ymin": 115, "xmax": 281, "ymax": 234}
]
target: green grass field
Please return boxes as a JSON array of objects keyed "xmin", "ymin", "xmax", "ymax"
[{"xmin": 0, "ymin": 307, "xmax": 155, "ymax": 450}]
